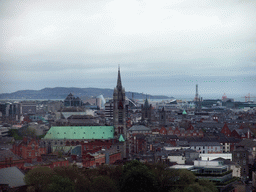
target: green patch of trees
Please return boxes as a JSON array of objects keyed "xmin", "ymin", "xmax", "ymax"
[
  {"xmin": 8, "ymin": 129, "xmax": 23, "ymax": 140},
  {"xmin": 24, "ymin": 160, "xmax": 218, "ymax": 192}
]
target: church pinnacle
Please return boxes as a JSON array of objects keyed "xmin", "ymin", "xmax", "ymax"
[{"xmin": 116, "ymin": 65, "xmax": 122, "ymax": 90}]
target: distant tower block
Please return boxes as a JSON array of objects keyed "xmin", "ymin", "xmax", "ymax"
[{"xmin": 194, "ymin": 84, "xmax": 199, "ymax": 102}]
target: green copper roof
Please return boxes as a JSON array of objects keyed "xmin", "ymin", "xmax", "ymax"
[
  {"xmin": 44, "ymin": 126, "xmax": 114, "ymax": 140},
  {"xmin": 182, "ymin": 110, "xmax": 187, "ymax": 115},
  {"xmin": 118, "ymin": 134, "xmax": 125, "ymax": 142}
]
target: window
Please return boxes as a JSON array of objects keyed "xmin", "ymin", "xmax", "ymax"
[
  {"xmin": 237, "ymin": 153, "xmax": 240, "ymax": 158},
  {"xmin": 117, "ymin": 146, "xmax": 119, "ymax": 150},
  {"xmin": 243, "ymin": 153, "xmax": 246, "ymax": 158},
  {"xmin": 29, "ymin": 152, "xmax": 31, "ymax": 157},
  {"xmin": 35, "ymin": 152, "xmax": 38, "ymax": 156},
  {"xmin": 119, "ymin": 111, "xmax": 123, "ymax": 123},
  {"xmin": 64, "ymin": 132, "xmax": 66, "ymax": 134}
]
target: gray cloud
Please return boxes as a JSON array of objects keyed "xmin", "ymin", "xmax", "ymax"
[{"xmin": 0, "ymin": 0, "xmax": 255, "ymax": 97}]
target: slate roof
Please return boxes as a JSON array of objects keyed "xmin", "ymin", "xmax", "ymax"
[
  {"xmin": 129, "ymin": 125, "xmax": 150, "ymax": 131},
  {"xmin": 0, "ymin": 167, "xmax": 26, "ymax": 188},
  {"xmin": 0, "ymin": 137, "xmax": 14, "ymax": 144},
  {"xmin": 44, "ymin": 126, "xmax": 114, "ymax": 140},
  {"xmin": 0, "ymin": 149, "xmax": 22, "ymax": 161},
  {"xmin": 52, "ymin": 146, "xmax": 77, "ymax": 153},
  {"xmin": 211, "ymin": 157, "xmax": 236, "ymax": 165},
  {"xmin": 189, "ymin": 141, "xmax": 222, "ymax": 146},
  {"xmin": 194, "ymin": 122, "xmax": 225, "ymax": 129},
  {"xmin": 71, "ymin": 146, "xmax": 82, "ymax": 156},
  {"xmin": 62, "ymin": 112, "xmax": 92, "ymax": 119},
  {"xmin": 237, "ymin": 139, "xmax": 256, "ymax": 149},
  {"xmin": 163, "ymin": 135, "xmax": 179, "ymax": 140}
]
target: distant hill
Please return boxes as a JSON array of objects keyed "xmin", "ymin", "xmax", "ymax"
[{"xmin": 0, "ymin": 87, "xmax": 173, "ymax": 100}]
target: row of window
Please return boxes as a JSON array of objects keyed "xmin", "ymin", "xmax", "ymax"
[
  {"xmin": 236, "ymin": 153, "xmax": 247, "ymax": 158},
  {"xmin": 237, "ymin": 160, "xmax": 247, "ymax": 165},
  {"xmin": 56, "ymin": 131, "xmax": 109, "ymax": 134},
  {"xmin": 28, "ymin": 152, "xmax": 38, "ymax": 156},
  {"xmin": 194, "ymin": 147, "xmax": 220, "ymax": 150}
]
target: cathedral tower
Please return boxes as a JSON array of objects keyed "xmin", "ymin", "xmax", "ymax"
[
  {"xmin": 141, "ymin": 97, "xmax": 152, "ymax": 124},
  {"xmin": 113, "ymin": 66, "xmax": 126, "ymax": 139}
]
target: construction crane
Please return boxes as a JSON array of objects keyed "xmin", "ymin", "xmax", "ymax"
[
  {"xmin": 222, "ymin": 93, "xmax": 227, "ymax": 101},
  {"xmin": 242, "ymin": 93, "xmax": 256, "ymax": 102}
]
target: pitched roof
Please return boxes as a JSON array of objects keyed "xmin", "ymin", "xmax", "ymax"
[
  {"xmin": 0, "ymin": 167, "xmax": 26, "ymax": 188},
  {"xmin": 189, "ymin": 141, "xmax": 222, "ymax": 146},
  {"xmin": 0, "ymin": 149, "xmax": 22, "ymax": 161},
  {"xmin": 118, "ymin": 134, "xmax": 125, "ymax": 142},
  {"xmin": 62, "ymin": 112, "xmax": 93, "ymax": 119},
  {"xmin": 237, "ymin": 139, "xmax": 256, "ymax": 149},
  {"xmin": 129, "ymin": 125, "xmax": 150, "ymax": 131},
  {"xmin": 44, "ymin": 126, "xmax": 114, "ymax": 140}
]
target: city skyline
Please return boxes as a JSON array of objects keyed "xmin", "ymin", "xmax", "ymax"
[{"xmin": 1, "ymin": 0, "xmax": 255, "ymax": 98}]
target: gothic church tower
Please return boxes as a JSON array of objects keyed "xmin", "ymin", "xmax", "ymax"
[{"xmin": 113, "ymin": 66, "xmax": 126, "ymax": 140}]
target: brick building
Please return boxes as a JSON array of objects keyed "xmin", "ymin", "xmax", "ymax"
[
  {"xmin": 81, "ymin": 140, "xmax": 122, "ymax": 167},
  {"xmin": 11, "ymin": 137, "xmax": 46, "ymax": 163},
  {"xmin": 221, "ymin": 123, "xmax": 232, "ymax": 137},
  {"xmin": 129, "ymin": 134, "xmax": 147, "ymax": 155},
  {"xmin": 23, "ymin": 154, "xmax": 69, "ymax": 170},
  {"xmin": 232, "ymin": 146, "xmax": 249, "ymax": 181}
]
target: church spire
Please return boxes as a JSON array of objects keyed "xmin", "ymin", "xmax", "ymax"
[{"xmin": 116, "ymin": 65, "xmax": 122, "ymax": 90}]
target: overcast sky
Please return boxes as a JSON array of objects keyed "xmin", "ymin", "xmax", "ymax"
[{"xmin": 1, "ymin": 0, "xmax": 255, "ymax": 99}]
